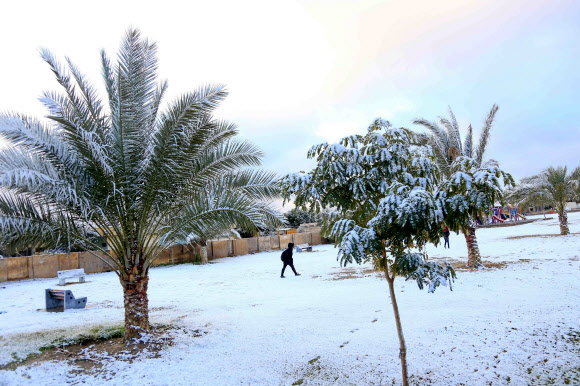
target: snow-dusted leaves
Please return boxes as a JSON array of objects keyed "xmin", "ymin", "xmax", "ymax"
[
  {"xmin": 442, "ymin": 156, "xmax": 514, "ymax": 231},
  {"xmin": 391, "ymin": 252, "xmax": 456, "ymax": 293}
]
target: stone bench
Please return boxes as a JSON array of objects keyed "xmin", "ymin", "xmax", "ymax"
[
  {"xmin": 45, "ymin": 289, "xmax": 87, "ymax": 310},
  {"xmin": 58, "ymin": 268, "xmax": 86, "ymax": 286},
  {"xmin": 295, "ymin": 243, "xmax": 313, "ymax": 252}
]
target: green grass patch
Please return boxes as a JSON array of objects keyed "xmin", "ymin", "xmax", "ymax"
[{"xmin": 39, "ymin": 325, "xmax": 125, "ymax": 352}]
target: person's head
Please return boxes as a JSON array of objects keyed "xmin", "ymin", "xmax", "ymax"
[{"xmin": 288, "ymin": 242, "xmax": 294, "ymax": 249}]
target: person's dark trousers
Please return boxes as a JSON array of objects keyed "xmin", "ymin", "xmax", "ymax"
[
  {"xmin": 281, "ymin": 262, "xmax": 298, "ymax": 276},
  {"xmin": 444, "ymin": 237, "xmax": 449, "ymax": 248}
]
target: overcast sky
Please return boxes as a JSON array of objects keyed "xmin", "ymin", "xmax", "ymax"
[{"xmin": 1, "ymin": 0, "xmax": 579, "ymax": 183}]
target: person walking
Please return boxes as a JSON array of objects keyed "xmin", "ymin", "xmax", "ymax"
[
  {"xmin": 281, "ymin": 242, "xmax": 301, "ymax": 278},
  {"xmin": 443, "ymin": 226, "xmax": 450, "ymax": 248}
]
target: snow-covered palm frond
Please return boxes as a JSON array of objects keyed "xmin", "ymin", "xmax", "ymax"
[
  {"xmin": 413, "ymin": 118, "xmax": 451, "ymax": 177},
  {"xmin": 463, "ymin": 124, "xmax": 473, "ymax": 158},
  {"xmin": 163, "ymin": 182, "xmax": 283, "ymax": 261},
  {"xmin": 183, "ymin": 140, "xmax": 264, "ymax": 194},
  {"xmin": 474, "ymin": 104, "xmax": 498, "ymax": 167},
  {"xmin": 439, "ymin": 106, "xmax": 462, "ymax": 154},
  {"xmin": 0, "ymin": 114, "xmax": 79, "ymax": 174}
]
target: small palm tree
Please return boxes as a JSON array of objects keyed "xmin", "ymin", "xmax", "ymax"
[
  {"xmin": 414, "ymin": 105, "xmax": 504, "ymax": 268},
  {"xmin": 0, "ymin": 29, "xmax": 283, "ymax": 340},
  {"xmin": 507, "ymin": 166, "xmax": 580, "ymax": 235}
]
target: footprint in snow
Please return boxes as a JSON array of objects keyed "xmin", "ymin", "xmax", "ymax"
[
  {"xmin": 340, "ymin": 341, "xmax": 349, "ymax": 348},
  {"xmin": 350, "ymin": 328, "xmax": 359, "ymax": 333}
]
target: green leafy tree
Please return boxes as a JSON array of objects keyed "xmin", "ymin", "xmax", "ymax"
[
  {"xmin": 507, "ymin": 166, "xmax": 580, "ymax": 235},
  {"xmin": 282, "ymin": 119, "xmax": 457, "ymax": 386},
  {"xmin": 0, "ymin": 29, "xmax": 283, "ymax": 340},
  {"xmin": 414, "ymin": 105, "xmax": 514, "ymax": 268}
]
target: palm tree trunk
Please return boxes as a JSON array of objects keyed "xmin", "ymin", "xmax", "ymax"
[
  {"xmin": 200, "ymin": 242, "xmax": 208, "ymax": 264},
  {"xmin": 464, "ymin": 226, "xmax": 483, "ymax": 268},
  {"xmin": 558, "ymin": 211, "xmax": 570, "ymax": 235},
  {"xmin": 120, "ymin": 275, "xmax": 150, "ymax": 341},
  {"xmin": 384, "ymin": 269, "xmax": 408, "ymax": 386}
]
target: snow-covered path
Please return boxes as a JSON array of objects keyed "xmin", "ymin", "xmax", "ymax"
[{"xmin": 1, "ymin": 213, "xmax": 579, "ymax": 385}]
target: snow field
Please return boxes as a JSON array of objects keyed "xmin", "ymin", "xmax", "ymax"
[{"xmin": 0, "ymin": 212, "xmax": 579, "ymax": 385}]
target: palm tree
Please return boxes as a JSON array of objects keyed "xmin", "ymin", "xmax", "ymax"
[
  {"xmin": 414, "ymin": 105, "xmax": 503, "ymax": 268},
  {"xmin": 507, "ymin": 166, "xmax": 580, "ymax": 235},
  {"xmin": 0, "ymin": 29, "xmax": 283, "ymax": 340}
]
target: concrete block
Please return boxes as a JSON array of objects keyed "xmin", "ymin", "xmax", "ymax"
[
  {"xmin": 206, "ymin": 242, "xmax": 213, "ymax": 259},
  {"xmin": 79, "ymin": 251, "xmax": 111, "ymax": 274},
  {"xmin": 258, "ymin": 237, "xmax": 271, "ymax": 251},
  {"xmin": 279, "ymin": 235, "xmax": 293, "ymax": 250},
  {"xmin": 58, "ymin": 253, "xmax": 79, "ymax": 271},
  {"xmin": 246, "ymin": 237, "xmax": 258, "ymax": 253},
  {"xmin": 270, "ymin": 236, "xmax": 280, "ymax": 250},
  {"xmin": 293, "ymin": 233, "xmax": 306, "ymax": 246},
  {"xmin": 170, "ymin": 244, "xmax": 191, "ymax": 264},
  {"xmin": 233, "ymin": 239, "xmax": 248, "ymax": 256},
  {"xmin": 32, "ymin": 254, "xmax": 59, "ymax": 278},
  {"xmin": 28, "ymin": 256, "xmax": 34, "ymax": 278},
  {"xmin": 311, "ymin": 230, "xmax": 322, "ymax": 245},
  {"xmin": 153, "ymin": 248, "xmax": 173, "ymax": 265},
  {"xmin": 212, "ymin": 240, "xmax": 229, "ymax": 259},
  {"xmin": 45, "ymin": 289, "xmax": 87, "ymax": 310},
  {"xmin": 0, "ymin": 259, "xmax": 7, "ymax": 282},
  {"xmin": 7, "ymin": 256, "xmax": 29, "ymax": 281}
]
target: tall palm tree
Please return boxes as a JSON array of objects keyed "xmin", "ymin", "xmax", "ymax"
[
  {"xmin": 507, "ymin": 166, "xmax": 580, "ymax": 235},
  {"xmin": 414, "ymin": 105, "xmax": 503, "ymax": 268},
  {"xmin": 0, "ymin": 29, "xmax": 283, "ymax": 340}
]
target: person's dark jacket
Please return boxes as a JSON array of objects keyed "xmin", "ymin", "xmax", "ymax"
[{"xmin": 281, "ymin": 243, "xmax": 294, "ymax": 263}]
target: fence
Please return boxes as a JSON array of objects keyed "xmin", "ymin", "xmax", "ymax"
[{"xmin": 0, "ymin": 230, "xmax": 323, "ymax": 283}]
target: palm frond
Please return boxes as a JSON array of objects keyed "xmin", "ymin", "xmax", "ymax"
[
  {"xmin": 439, "ymin": 106, "xmax": 462, "ymax": 154},
  {"xmin": 474, "ymin": 104, "xmax": 499, "ymax": 167},
  {"xmin": 463, "ymin": 124, "xmax": 473, "ymax": 158}
]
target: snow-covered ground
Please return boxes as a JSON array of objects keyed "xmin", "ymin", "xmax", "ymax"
[{"xmin": 1, "ymin": 213, "xmax": 579, "ymax": 385}]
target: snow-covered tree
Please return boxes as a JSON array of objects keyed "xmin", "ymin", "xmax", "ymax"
[
  {"xmin": 281, "ymin": 119, "xmax": 457, "ymax": 386},
  {"xmin": 283, "ymin": 208, "xmax": 325, "ymax": 228},
  {"xmin": 0, "ymin": 29, "xmax": 283, "ymax": 340},
  {"xmin": 507, "ymin": 166, "xmax": 580, "ymax": 235},
  {"xmin": 414, "ymin": 105, "xmax": 514, "ymax": 268}
]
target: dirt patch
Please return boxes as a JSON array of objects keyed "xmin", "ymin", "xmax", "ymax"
[
  {"xmin": 1, "ymin": 325, "xmax": 206, "ymax": 377},
  {"xmin": 327, "ymin": 267, "xmax": 380, "ymax": 281}
]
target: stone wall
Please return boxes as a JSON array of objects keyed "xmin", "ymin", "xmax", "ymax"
[{"xmin": 0, "ymin": 230, "xmax": 324, "ymax": 282}]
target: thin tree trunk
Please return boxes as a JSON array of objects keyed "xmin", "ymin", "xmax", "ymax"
[
  {"xmin": 384, "ymin": 268, "xmax": 408, "ymax": 386},
  {"xmin": 464, "ymin": 226, "xmax": 483, "ymax": 268},
  {"xmin": 558, "ymin": 211, "xmax": 570, "ymax": 235},
  {"xmin": 120, "ymin": 275, "xmax": 150, "ymax": 341},
  {"xmin": 200, "ymin": 243, "xmax": 208, "ymax": 264}
]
